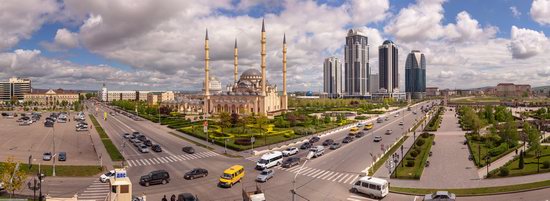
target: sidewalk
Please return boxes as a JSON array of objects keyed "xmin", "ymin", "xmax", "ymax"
[{"xmin": 85, "ymin": 109, "xmax": 115, "ymax": 170}]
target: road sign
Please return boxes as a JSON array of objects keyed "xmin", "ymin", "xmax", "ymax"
[{"xmin": 251, "ymin": 137, "xmax": 256, "ymax": 143}]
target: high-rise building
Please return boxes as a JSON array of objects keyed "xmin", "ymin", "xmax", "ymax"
[
  {"xmin": 379, "ymin": 40, "xmax": 398, "ymax": 93},
  {"xmin": 344, "ymin": 29, "xmax": 369, "ymax": 96},
  {"xmin": 369, "ymin": 74, "xmax": 379, "ymax": 93},
  {"xmin": 405, "ymin": 50, "xmax": 426, "ymax": 99},
  {"xmin": 0, "ymin": 77, "xmax": 32, "ymax": 102},
  {"xmin": 323, "ymin": 57, "xmax": 343, "ymax": 98}
]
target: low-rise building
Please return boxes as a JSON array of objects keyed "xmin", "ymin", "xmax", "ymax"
[
  {"xmin": 147, "ymin": 91, "xmax": 175, "ymax": 106},
  {"xmin": 24, "ymin": 89, "xmax": 79, "ymax": 105},
  {"xmin": 426, "ymin": 87, "xmax": 439, "ymax": 96},
  {"xmin": 496, "ymin": 83, "xmax": 531, "ymax": 97}
]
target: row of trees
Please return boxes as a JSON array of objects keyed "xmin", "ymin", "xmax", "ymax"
[{"xmin": 459, "ymin": 105, "xmax": 514, "ymax": 134}]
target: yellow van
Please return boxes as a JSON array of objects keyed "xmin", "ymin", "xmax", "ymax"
[
  {"xmin": 218, "ymin": 165, "xmax": 245, "ymax": 188},
  {"xmin": 350, "ymin": 127, "xmax": 360, "ymax": 133},
  {"xmin": 364, "ymin": 123, "xmax": 374, "ymax": 130}
]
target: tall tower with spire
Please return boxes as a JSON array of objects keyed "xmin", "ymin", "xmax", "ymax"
[
  {"xmin": 234, "ymin": 38, "xmax": 238, "ymax": 83},
  {"xmin": 204, "ymin": 29, "xmax": 210, "ymax": 113},
  {"xmin": 282, "ymin": 34, "xmax": 288, "ymax": 110},
  {"xmin": 260, "ymin": 19, "xmax": 267, "ymax": 97}
]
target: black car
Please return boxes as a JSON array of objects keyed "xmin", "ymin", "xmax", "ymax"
[
  {"xmin": 355, "ymin": 132, "xmax": 365, "ymax": 138},
  {"xmin": 309, "ymin": 136, "xmax": 320, "ymax": 143},
  {"xmin": 44, "ymin": 121, "xmax": 54, "ymax": 127},
  {"xmin": 152, "ymin": 144, "xmax": 162, "ymax": 152},
  {"xmin": 132, "ymin": 131, "xmax": 140, "ymax": 135},
  {"xmin": 300, "ymin": 142, "xmax": 312, "ymax": 149},
  {"xmin": 281, "ymin": 157, "xmax": 300, "ymax": 168},
  {"xmin": 184, "ymin": 168, "xmax": 208, "ymax": 180},
  {"xmin": 177, "ymin": 193, "xmax": 199, "ymax": 201},
  {"xmin": 322, "ymin": 139, "xmax": 334, "ymax": 146},
  {"xmin": 143, "ymin": 139, "xmax": 153, "ymax": 147},
  {"xmin": 342, "ymin": 136, "xmax": 354, "ymax": 143},
  {"xmin": 139, "ymin": 170, "xmax": 170, "ymax": 187},
  {"xmin": 182, "ymin": 146, "xmax": 195, "ymax": 154},
  {"xmin": 1, "ymin": 112, "xmax": 7, "ymax": 116},
  {"xmin": 138, "ymin": 135, "xmax": 147, "ymax": 142},
  {"xmin": 58, "ymin": 152, "xmax": 67, "ymax": 161}
]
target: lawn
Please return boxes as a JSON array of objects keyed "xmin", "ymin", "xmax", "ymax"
[
  {"xmin": 89, "ymin": 114, "xmax": 125, "ymax": 161},
  {"xmin": 393, "ymin": 133, "xmax": 434, "ymax": 179},
  {"xmin": 368, "ymin": 136, "xmax": 409, "ymax": 176},
  {"xmin": 0, "ymin": 162, "xmax": 103, "ymax": 177},
  {"xmin": 424, "ymin": 107, "xmax": 443, "ymax": 132},
  {"xmin": 467, "ymin": 135, "xmax": 521, "ymax": 167},
  {"xmin": 489, "ymin": 146, "xmax": 550, "ymax": 178},
  {"xmin": 391, "ymin": 179, "xmax": 550, "ymax": 196}
]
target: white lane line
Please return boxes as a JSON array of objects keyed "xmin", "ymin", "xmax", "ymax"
[
  {"xmin": 344, "ymin": 174, "xmax": 355, "ymax": 184},
  {"xmin": 304, "ymin": 169, "xmax": 322, "ymax": 177},
  {"xmin": 311, "ymin": 170, "xmax": 327, "ymax": 178},
  {"xmin": 338, "ymin": 174, "xmax": 351, "ymax": 183},
  {"xmin": 127, "ymin": 160, "xmax": 134, "ymax": 167},
  {"xmin": 164, "ymin": 156, "xmax": 174, "ymax": 162},
  {"xmin": 348, "ymin": 175, "xmax": 359, "ymax": 184},
  {"xmin": 158, "ymin": 157, "xmax": 167, "ymax": 163},
  {"xmin": 170, "ymin": 155, "xmax": 181, "ymax": 161},
  {"xmin": 194, "ymin": 152, "xmax": 206, "ymax": 158},
  {"xmin": 179, "ymin": 154, "xmax": 189, "ymax": 160},
  {"xmin": 296, "ymin": 167, "xmax": 312, "ymax": 174},
  {"xmin": 206, "ymin": 151, "xmax": 218, "ymax": 157},
  {"xmin": 317, "ymin": 170, "xmax": 331, "ymax": 179},
  {"xmin": 413, "ymin": 196, "xmax": 419, "ymax": 201},
  {"xmin": 133, "ymin": 160, "xmax": 142, "ymax": 166},
  {"xmin": 300, "ymin": 168, "xmax": 316, "ymax": 175},
  {"xmin": 139, "ymin": 159, "xmax": 147, "ymax": 166},
  {"xmin": 187, "ymin": 154, "xmax": 198, "ymax": 159},
  {"xmin": 287, "ymin": 166, "xmax": 301, "ymax": 172},
  {"xmin": 331, "ymin": 173, "xmax": 343, "ymax": 182},
  {"xmin": 152, "ymin": 158, "xmax": 161, "ymax": 164},
  {"xmin": 174, "ymin": 155, "xmax": 185, "ymax": 161},
  {"xmin": 148, "ymin": 158, "xmax": 157, "ymax": 165},
  {"xmin": 320, "ymin": 171, "xmax": 335, "ymax": 180},
  {"xmin": 346, "ymin": 198, "xmax": 361, "ymax": 201}
]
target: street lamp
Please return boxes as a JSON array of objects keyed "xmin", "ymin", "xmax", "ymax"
[
  {"xmin": 292, "ymin": 152, "xmax": 314, "ymax": 201},
  {"xmin": 536, "ymin": 150, "xmax": 542, "ymax": 173},
  {"xmin": 27, "ymin": 176, "xmax": 40, "ymax": 201}
]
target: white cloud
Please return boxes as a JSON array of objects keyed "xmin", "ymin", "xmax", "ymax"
[
  {"xmin": 348, "ymin": 0, "xmax": 390, "ymax": 26},
  {"xmin": 444, "ymin": 11, "xmax": 497, "ymax": 43},
  {"xmin": 510, "ymin": 6, "xmax": 521, "ymax": 18},
  {"xmin": 41, "ymin": 28, "xmax": 79, "ymax": 51},
  {"xmin": 0, "ymin": 0, "xmax": 59, "ymax": 50},
  {"xmin": 530, "ymin": 0, "xmax": 550, "ymax": 25},
  {"xmin": 538, "ymin": 67, "xmax": 550, "ymax": 77},
  {"xmin": 509, "ymin": 26, "xmax": 549, "ymax": 59}
]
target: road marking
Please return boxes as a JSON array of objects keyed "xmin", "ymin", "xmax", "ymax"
[
  {"xmin": 158, "ymin": 157, "xmax": 167, "ymax": 163},
  {"xmin": 331, "ymin": 173, "xmax": 343, "ymax": 181},
  {"xmin": 152, "ymin": 158, "xmax": 161, "ymax": 164},
  {"xmin": 302, "ymin": 168, "xmax": 318, "ymax": 176},
  {"xmin": 320, "ymin": 171, "xmax": 335, "ymax": 180},
  {"xmin": 139, "ymin": 159, "xmax": 147, "ymax": 165},
  {"xmin": 170, "ymin": 155, "xmax": 180, "ymax": 161},
  {"xmin": 344, "ymin": 174, "xmax": 356, "ymax": 184},
  {"xmin": 348, "ymin": 175, "xmax": 359, "ymax": 184},
  {"xmin": 134, "ymin": 160, "xmax": 142, "ymax": 166},
  {"xmin": 180, "ymin": 154, "xmax": 190, "ymax": 160},
  {"xmin": 174, "ymin": 155, "xmax": 185, "ymax": 160},
  {"xmin": 316, "ymin": 170, "xmax": 331, "ymax": 179},
  {"xmin": 127, "ymin": 160, "xmax": 133, "ymax": 167},
  {"xmin": 311, "ymin": 170, "xmax": 327, "ymax": 178},
  {"xmin": 287, "ymin": 165, "xmax": 301, "ymax": 172},
  {"xmin": 305, "ymin": 169, "xmax": 322, "ymax": 177},
  {"xmin": 338, "ymin": 174, "xmax": 351, "ymax": 183},
  {"xmin": 164, "ymin": 156, "xmax": 174, "ymax": 162},
  {"xmin": 298, "ymin": 167, "xmax": 312, "ymax": 174}
]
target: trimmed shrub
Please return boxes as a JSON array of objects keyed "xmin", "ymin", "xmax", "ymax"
[
  {"xmin": 518, "ymin": 150, "xmax": 524, "ymax": 169},
  {"xmin": 488, "ymin": 143, "xmax": 508, "ymax": 157},
  {"xmin": 406, "ymin": 160, "xmax": 415, "ymax": 167},
  {"xmin": 234, "ymin": 138, "xmax": 253, "ymax": 145},
  {"xmin": 410, "ymin": 150, "xmax": 419, "ymax": 158},
  {"xmin": 542, "ymin": 160, "xmax": 550, "ymax": 169},
  {"xmin": 498, "ymin": 167, "xmax": 509, "ymax": 177},
  {"xmin": 421, "ymin": 132, "xmax": 430, "ymax": 138},
  {"xmin": 416, "ymin": 139, "xmax": 425, "ymax": 147}
]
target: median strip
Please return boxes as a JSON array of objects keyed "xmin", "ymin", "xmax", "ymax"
[
  {"xmin": 391, "ymin": 179, "xmax": 550, "ymax": 196},
  {"xmin": 89, "ymin": 114, "xmax": 124, "ymax": 161}
]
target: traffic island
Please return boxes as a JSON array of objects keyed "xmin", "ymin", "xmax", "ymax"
[
  {"xmin": 392, "ymin": 133, "xmax": 434, "ymax": 179},
  {"xmin": 0, "ymin": 161, "xmax": 103, "ymax": 177},
  {"xmin": 89, "ymin": 114, "xmax": 124, "ymax": 161}
]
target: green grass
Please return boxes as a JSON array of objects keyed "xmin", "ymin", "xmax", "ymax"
[
  {"xmin": 89, "ymin": 114, "xmax": 124, "ymax": 161},
  {"xmin": 391, "ymin": 179, "xmax": 550, "ymax": 196},
  {"xmin": 393, "ymin": 134, "xmax": 434, "ymax": 179},
  {"xmin": 489, "ymin": 146, "xmax": 550, "ymax": 178},
  {"xmin": 424, "ymin": 107, "xmax": 443, "ymax": 131},
  {"xmin": 0, "ymin": 162, "xmax": 103, "ymax": 177},
  {"xmin": 368, "ymin": 136, "xmax": 409, "ymax": 176},
  {"xmin": 467, "ymin": 135, "xmax": 521, "ymax": 167},
  {"xmin": 167, "ymin": 132, "xmax": 241, "ymax": 158}
]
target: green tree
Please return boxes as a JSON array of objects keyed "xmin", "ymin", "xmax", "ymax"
[
  {"xmin": 257, "ymin": 115, "xmax": 269, "ymax": 145},
  {"xmin": 323, "ymin": 115, "xmax": 331, "ymax": 124},
  {"xmin": 524, "ymin": 122, "xmax": 541, "ymax": 152},
  {"xmin": 219, "ymin": 112, "xmax": 232, "ymax": 134},
  {"xmin": 501, "ymin": 120, "xmax": 519, "ymax": 146},
  {"xmin": 0, "ymin": 157, "xmax": 28, "ymax": 197},
  {"xmin": 518, "ymin": 150, "xmax": 524, "ymax": 169}
]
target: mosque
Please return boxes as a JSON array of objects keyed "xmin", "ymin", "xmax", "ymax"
[{"xmin": 201, "ymin": 20, "xmax": 288, "ymax": 116}]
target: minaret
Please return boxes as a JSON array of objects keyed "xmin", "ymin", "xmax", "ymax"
[
  {"xmin": 260, "ymin": 19, "xmax": 267, "ymax": 97},
  {"xmin": 282, "ymin": 33, "xmax": 288, "ymax": 110},
  {"xmin": 204, "ymin": 29, "xmax": 210, "ymax": 113},
  {"xmin": 234, "ymin": 38, "xmax": 238, "ymax": 84}
]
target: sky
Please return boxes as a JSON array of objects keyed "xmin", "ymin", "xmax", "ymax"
[{"xmin": 0, "ymin": 0, "xmax": 549, "ymax": 91}]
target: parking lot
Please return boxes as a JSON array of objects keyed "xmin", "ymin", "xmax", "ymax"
[{"xmin": 0, "ymin": 112, "xmax": 100, "ymax": 166}]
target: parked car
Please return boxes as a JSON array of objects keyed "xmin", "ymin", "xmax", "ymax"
[
  {"xmin": 99, "ymin": 170, "xmax": 115, "ymax": 183},
  {"xmin": 182, "ymin": 146, "xmax": 195, "ymax": 154},
  {"xmin": 342, "ymin": 136, "xmax": 354, "ymax": 143},
  {"xmin": 373, "ymin": 136, "xmax": 382, "ymax": 142},
  {"xmin": 281, "ymin": 157, "xmax": 300, "ymax": 168},
  {"xmin": 282, "ymin": 147, "xmax": 299, "ymax": 156},
  {"xmin": 330, "ymin": 142, "xmax": 342, "ymax": 150},
  {"xmin": 42, "ymin": 152, "xmax": 52, "ymax": 161},
  {"xmin": 138, "ymin": 144, "xmax": 149, "ymax": 153},
  {"xmin": 423, "ymin": 191, "xmax": 456, "ymax": 201},
  {"xmin": 385, "ymin": 129, "xmax": 393, "ymax": 135},
  {"xmin": 152, "ymin": 144, "xmax": 162, "ymax": 152},
  {"xmin": 394, "ymin": 113, "xmax": 399, "ymax": 117},
  {"xmin": 322, "ymin": 139, "xmax": 334, "ymax": 146},
  {"xmin": 139, "ymin": 170, "xmax": 170, "ymax": 187},
  {"xmin": 123, "ymin": 133, "xmax": 131, "ymax": 139},
  {"xmin": 355, "ymin": 132, "xmax": 365, "ymax": 138},
  {"xmin": 300, "ymin": 142, "xmax": 312, "ymax": 150},
  {"xmin": 184, "ymin": 168, "xmax": 208, "ymax": 180},
  {"xmin": 177, "ymin": 193, "xmax": 199, "ymax": 201},
  {"xmin": 309, "ymin": 136, "xmax": 320, "ymax": 143},
  {"xmin": 58, "ymin": 152, "xmax": 67, "ymax": 161},
  {"xmin": 256, "ymin": 169, "xmax": 274, "ymax": 182}
]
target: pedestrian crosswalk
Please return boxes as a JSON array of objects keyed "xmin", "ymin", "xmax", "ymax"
[
  {"xmin": 77, "ymin": 180, "xmax": 110, "ymax": 201},
  {"xmin": 273, "ymin": 165, "xmax": 360, "ymax": 185},
  {"xmin": 346, "ymin": 195, "xmax": 376, "ymax": 201},
  {"xmin": 126, "ymin": 151, "xmax": 218, "ymax": 167}
]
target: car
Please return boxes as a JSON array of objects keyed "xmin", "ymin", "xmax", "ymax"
[
  {"xmin": 399, "ymin": 121, "xmax": 404, "ymax": 126},
  {"xmin": 376, "ymin": 118, "xmax": 384, "ymax": 123},
  {"xmin": 309, "ymin": 136, "xmax": 320, "ymax": 143},
  {"xmin": 131, "ymin": 138, "xmax": 142, "ymax": 145},
  {"xmin": 385, "ymin": 129, "xmax": 393, "ymax": 135},
  {"xmin": 132, "ymin": 131, "xmax": 140, "ymax": 136},
  {"xmin": 281, "ymin": 157, "xmax": 300, "ymax": 168},
  {"xmin": 184, "ymin": 168, "xmax": 208, "ymax": 180},
  {"xmin": 355, "ymin": 132, "xmax": 365, "ymax": 138},
  {"xmin": 76, "ymin": 126, "xmax": 88, "ymax": 132},
  {"xmin": 310, "ymin": 145, "xmax": 325, "ymax": 158},
  {"xmin": 152, "ymin": 144, "xmax": 162, "ymax": 152},
  {"xmin": 413, "ymin": 111, "xmax": 417, "ymax": 115},
  {"xmin": 394, "ymin": 113, "xmax": 399, "ymax": 117},
  {"xmin": 300, "ymin": 142, "xmax": 312, "ymax": 149},
  {"xmin": 58, "ymin": 152, "xmax": 67, "ymax": 161},
  {"xmin": 423, "ymin": 191, "xmax": 456, "ymax": 201},
  {"xmin": 330, "ymin": 142, "xmax": 342, "ymax": 150},
  {"xmin": 138, "ymin": 144, "xmax": 149, "ymax": 153},
  {"xmin": 182, "ymin": 146, "xmax": 195, "ymax": 154},
  {"xmin": 99, "ymin": 170, "xmax": 115, "ymax": 183},
  {"xmin": 44, "ymin": 121, "xmax": 54, "ymax": 127},
  {"xmin": 123, "ymin": 133, "xmax": 131, "ymax": 139},
  {"xmin": 256, "ymin": 169, "xmax": 274, "ymax": 182},
  {"xmin": 143, "ymin": 139, "xmax": 153, "ymax": 147},
  {"xmin": 282, "ymin": 147, "xmax": 299, "ymax": 156},
  {"xmin": 19, "ymin": 120, "xmax": 31, "ymax": 126},
  {"xmin": 177, "ymin": 193, "xmax": 199, "ymax": 201},
  {"xmin": 43, "ymin": 152, "xmax": 52, "ymax": 161},
  {"xmin": 322, "ymin": 139, "xmax": 334, "ymax": 146},
  {"xmin": 373, "ymin": 136, "xmax": 382, "ymax": 142},
  {"xmin": 384, "ymin": 117, "xmax": 389, "ymax": 121},
  {"xmin": 342, "ymin": 136, "xmax": 354, "ymax": 143},
  {"xmin": 137, "ymin": 135, "xmax": 147, "ymax": 142},
  {"xmin": 140, "ymin": 170, "xmax": 170, "ymax": 187}
]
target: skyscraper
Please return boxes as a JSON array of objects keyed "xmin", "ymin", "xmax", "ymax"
[
  {"xmin": 379, "ymin": 40, "xmax": 398, "ymax": 93},
  {"xmin": 405, "ymin": 50, "xmax": 427, "ymax": 99},
  {"xmin": 369, "ymin": 74, "xmax": 379, "ymax": 93},
  {"xmin": 344, "ymin": 29, "xmax": 369, "ymax": 96},
  {"xmin": 323, "ymin": 57, "xmax": 343, "ymax": 98}
]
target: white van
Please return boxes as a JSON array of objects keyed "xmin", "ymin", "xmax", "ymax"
[
  {"xmin": 351, "ymin": 176, "xmax": 389, "ymax": 199},
  {"xmin": 310, "ymin": 145, "xmax": 325, "ymax": 158},
  {"xmin": 256, "ymin": 151, "xmax": 283, "ymax": 170}
]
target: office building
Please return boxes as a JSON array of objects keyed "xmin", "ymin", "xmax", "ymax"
[
  {"xmin": 24, "ymin": 89, "xmax": 79, "ymax": 105},
  {"xmin": 147, "ymin": 91, "xmax": 175, "ymax": 106},
  {"xmin": 426, "ymin": 87, "xmax": 440, "ymax": 96},
  {"xmin": 0, "ymin": 77, "xmax": 32, "ymax": 102},
  {"xmin": 344, "ymin": 29, "xmax": 370, "ymax": 96},
  {"xmin": 496, "ymin": 83, "xmax": 531, "ymax": 97},
  {"xmin": 369, "ymin": 74, "xmax": 379, "ymax": 94},
  {"xmin": 405, "ymin": 50, "xmax": 426, "ymax": 99},
  {"xmin": 323, "ymin": 57, "xmax": 343, "ymax": 98},
  {"xmin": 379, "ymin": 40, "xmax": 399, "ymax": 93}
]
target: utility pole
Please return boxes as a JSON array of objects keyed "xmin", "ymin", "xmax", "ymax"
[{"xmin": 52, "ymin": 124, "xmax": 56, "ymax": 177}]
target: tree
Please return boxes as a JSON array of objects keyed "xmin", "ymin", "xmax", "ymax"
[
  {"xmin": 257, "ymin": 115, "xmax": 269, "ymax": 145},
  {"xmin": 0, "ymin": 157, "xmax": 28, "ymax": 197},
  {"xmin": 501, "ymin": 120, "xmax": 519, "ymax": 146},
  {"xmin": 323, "ymin": 115, "xmax": 331, "ymax": 124},
  {"xmin": 219, "ymin": 112, "xmax": 231, "ymax": 134},
  {"xmin": 518, "ymin": 150, "xmax": 524, "ymax": 169},
  {"xmin": 524, "ymin": 122, "xmax": 541, "ymax": 152},
  {"xmin": 287, "ymin": 113, "xmax": 297, "ymax": 127},
  {"xmin": 230, "ymin": 113, "xmax": 239, "ymax": 127}
]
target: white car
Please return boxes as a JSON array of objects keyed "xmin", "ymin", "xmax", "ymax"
[
  {"xmin": 100, "ymin": 170, "xmax": 115, "ymax": 183},
  {"xmin": 282, "ymin": 147, "xmax": 299, "ymax": 156},
  {"xmin": 394, "ymin": 113, "xmax": 399, "ymax": 117}
]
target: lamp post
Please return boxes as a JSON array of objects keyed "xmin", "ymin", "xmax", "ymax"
[
  {"xmin": 27, "ymin": 176, "xmax": 40, "ymax": 201},
  {"xmin": 485, "ymin": 155, "xmax": 491, "ymax": 177},
  {"xmin": 292, "ymin": 152, "xmax": 314, "ymax": 201},
  {"xmin": 536, "ymin": 150, "xmax": 542, "ymax": 173}
]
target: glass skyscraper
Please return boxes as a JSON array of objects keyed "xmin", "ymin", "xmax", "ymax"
[
  {"xmin": 378, "ymin": 40, "xmax": 398, "ymax": 93},
  {"xmin": 344, "ymin": 29, "xmax": 369, "ymax": 96},
  {"xmin": 405, "ymin": 50, "xmax": 426, "ymax": 99}
]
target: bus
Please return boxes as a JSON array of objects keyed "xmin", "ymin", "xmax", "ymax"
[
  {"xmin": 364, "ymin": 123, "xmax": 374, "ymax": 130},
  {"xmin": 255, "ymin": 151, "xmax": 283, "ymax": 170},
  {"xmin": 219, "ymin": 165, "xmax": 245, "ymax": 188}
]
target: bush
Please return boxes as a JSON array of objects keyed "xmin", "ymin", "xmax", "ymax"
[
  {"xmin": 498, "ymin": 167, "xmax": 509, "ymax": 177},
  {"xmin": 406, "ymin": 160, "xmax": 415, "ymax": 167},
  {"xmin": 518, "ymin": 150, "xmax": 524, "ymax": 169},
  {"xmin": 416, "ymin": 139, "xmax": 425, "ymax": 147},
  {"xmin": 542, "ymin": 160, "xmax": 550, "ymax": 169},
  {"xmin": 234, "ymin": 138, "xmax": 253, "ymax": 145},
  {"xmin": 410, "ymin": 150, "xmax": 419, "ymax": 157},
  {"xmin": 421, "ymin": 132, "xmax": 430, "ymax": 138},
  {"xmin": 488, "ymin": 143, "xmax": 508, "ymax": 157}
]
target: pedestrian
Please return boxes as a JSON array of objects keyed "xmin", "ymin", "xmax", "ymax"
[
  {"xmin": 170, "ymin": 194, "xmax": 176, "ymax": 201},
  {"xmin": 515, "ymin": 149, "xmax": 518, "ymax": 155},
  {"xmin": 162, "ymin": 195, "xmax": 167, "ymax": 201}
]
